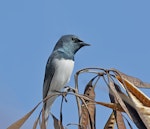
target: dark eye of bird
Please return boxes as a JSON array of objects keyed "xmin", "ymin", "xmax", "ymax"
[
  {"xmin": 72, "ymin": 38, "xmax": 76, "ymax": 42},
  {"xmin": 72, "ymin": 38, "xmax": 81, "ymax": 43}
]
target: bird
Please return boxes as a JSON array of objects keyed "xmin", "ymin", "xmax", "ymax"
[{"xmin": 42, "ymin": 34, "xmax": 90, "ymax": 126}]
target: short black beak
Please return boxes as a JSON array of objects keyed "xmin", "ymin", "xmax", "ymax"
[{"xmin": 80, "ymin": 42, "xmax": 91, "ymax": 46}]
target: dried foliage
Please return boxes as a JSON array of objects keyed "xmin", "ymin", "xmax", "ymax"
[
  {"xmin": 51, "ymin": 114, "xmax": 64, "ymax": 129},
  {"xmin": 109, "ymin": 84, "xmax": 126, "ymax": 129},
  {"xmin": 79, "ymin": 77, "xmax": 96, "ymax": 129},
  {"xmin": 7, "ymin": 68, "xmax": 150, "ymax": 129},
  {"xmin": 104, "ymin": 112, "xmax": 115, "ymax": 129}
]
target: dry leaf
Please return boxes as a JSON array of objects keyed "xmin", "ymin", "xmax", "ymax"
[
  {"xmin": 128, "ymin": 92, "xmax": 150, "ymax": 129},
  {"xmin": 7, "ymin": 101, "xmax": 41, "ymax": 129},
  {"xmin": 80, "ymin": 79, "xmax": 96, "ymax": 129},
  {"xmin": 119, "ymin": 93, "xmax": 148, "ymax": 129},
  {"xmin": 112, "ymin": 81, "xmax": 147, "ymax": 128},
  {"xmin": 108, "ymin": 81, "xmax": 133, "ymax": 121},
  {"xmin": 113, "ymin": 68, "xmax": 150, "ymax": 88},
  {"xmin": 104, "ymin": 112, "xmax": 115, "ymax": 129},
  {"xmin": 115, "ymin": 71, "xmax": 150, "ymax": 128},
  {"xmin": 96, "ymin": 101, "xmax": 124, "ymax": 112},
  {"xmin": 52, "ymin": 114, "xmax": 64, "ymax": 129},
  {"xmin": 109, "ymin": 84, "xmax": 126, "ymax": 129},
  {"xmin": 32, "ymin": 116, "xmax": 40, "ymax": 129},
  {"xmin": 117, "ymin": 76, "xmax": 150, "ymax": 107}
]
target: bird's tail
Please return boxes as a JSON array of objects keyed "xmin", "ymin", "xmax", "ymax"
[
  {"xmin": 43, "ymin": 93, "xmax": 58, "ymax": 128},
  {"xmin": 43, "ymin": 106, "xmax": 50, "ymax": 127}
]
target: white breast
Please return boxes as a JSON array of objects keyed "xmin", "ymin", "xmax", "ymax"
[{"xmin": 49, "ymin": 58, "xmax": 74, "ymax": 92}]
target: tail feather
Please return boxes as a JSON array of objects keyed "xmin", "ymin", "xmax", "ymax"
[{"xmin": 43, "ymin": 93, "xmax": 58, "ymax": 128}]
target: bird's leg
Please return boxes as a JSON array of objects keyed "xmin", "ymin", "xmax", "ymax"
[{"xmin": 64, "ymin": 85, "xmax": 76, "ymax": 93}]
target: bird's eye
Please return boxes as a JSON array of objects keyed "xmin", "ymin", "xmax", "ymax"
[
  {"xmin": 72, "ymin": 38, "xmax": 76, "ymax": 42},
  {"xmin": 72, "ymin": 38, "xmax": 81, "ymax": 43}
]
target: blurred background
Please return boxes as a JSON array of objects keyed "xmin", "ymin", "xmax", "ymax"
[{"xmin": 0, "ymin": 0, "xmax": 150, "ymax": 128}]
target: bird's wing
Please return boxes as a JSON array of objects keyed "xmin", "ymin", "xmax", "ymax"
[{"xmin": 43, "ymin": 54, "xmax": 56, "ymax": 99}]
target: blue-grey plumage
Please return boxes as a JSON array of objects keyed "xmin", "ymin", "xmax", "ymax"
[{"xmin": 43, "ymin": 34, "xmax": 90, "ymax": 126}]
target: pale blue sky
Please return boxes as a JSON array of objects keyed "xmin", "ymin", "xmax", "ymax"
[{"xmin": 0, "ymin": 0, "xmax": 150, "ymax": 129}]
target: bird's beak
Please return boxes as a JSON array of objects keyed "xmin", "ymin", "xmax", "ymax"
[{"xmin": 80, "ymin": 42, "xmax": 91, "ymax": 46}]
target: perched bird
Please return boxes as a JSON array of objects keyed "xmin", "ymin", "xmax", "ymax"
[{"xmin": 43, "ymin": 34, "xmax": 90, "ymax": 126}]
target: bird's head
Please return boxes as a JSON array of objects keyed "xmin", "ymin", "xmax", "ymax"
[{"xmin": 53, "ymin": 35, "xmax": 90, "ymax": 56}]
